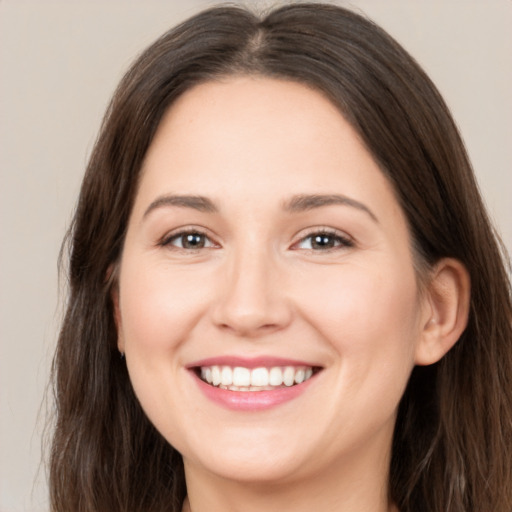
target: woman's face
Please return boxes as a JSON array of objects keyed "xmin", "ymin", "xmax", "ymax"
[{"xmin": 115, "ymin": 77, "xmax": 430, "ymax": 486}]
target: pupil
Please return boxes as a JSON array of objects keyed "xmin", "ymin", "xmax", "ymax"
[
  {"xmin": 313, "ymin": 234, "xmax": 333, "ymax": 248},
  {"xmin": 184, "ymin": 233, "xmax": 204, "ymax": 248}
]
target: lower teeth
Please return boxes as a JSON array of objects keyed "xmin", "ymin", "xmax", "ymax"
[{"xmin": 218, "ymin": 384, "xmax": 288, "ymax": 392}]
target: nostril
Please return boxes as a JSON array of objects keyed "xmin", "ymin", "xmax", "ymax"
[
  {"xmin": 215, "ymin": 319, "xmax": 285, "ymax": 338},
  {"xmin": 212, "ymin": 299, "xmax": 293, "ymax": 337}
]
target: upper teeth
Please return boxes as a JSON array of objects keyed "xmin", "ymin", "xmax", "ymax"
[{"xmin": 200, "ymin": 365, "xmax": 314, "ymax": 389}]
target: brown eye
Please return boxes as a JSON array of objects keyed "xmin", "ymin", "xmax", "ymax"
[
  {"xmin": 311, "ymin": 234, "xmax": 337, "ymax": 249},
  {"xmin": 164, "ymin": 231, "xmax": 214, "ymax": 250},
  {"xmin": 181, "ymin": 233, "xmax": 206, "ymax": 248},
  {"xmin": 296, "ymin": 231, "xmax": 354, "ymax": 251}
]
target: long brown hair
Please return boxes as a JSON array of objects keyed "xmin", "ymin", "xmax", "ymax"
[{"xmin": 50, "ymin": 3, "xmax": 512, "ymax": 511}]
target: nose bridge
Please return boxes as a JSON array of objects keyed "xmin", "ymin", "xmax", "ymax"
[{"xmin": 212, "ymin": 238, "xmax": 290, "ymax": 336}]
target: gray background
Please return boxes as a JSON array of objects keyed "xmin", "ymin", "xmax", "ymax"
[{"xmin": 1, "ymin": 1, "xmax": 510, "ymax": 510}]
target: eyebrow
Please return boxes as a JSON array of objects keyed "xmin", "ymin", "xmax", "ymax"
[
  {"xmin": 284, "ymin": 194, "xmax": 378, "ymax": 222},
  {"xmin": 143, "ymin": 194, "xmax": 218, "ymax": 218},
  {"xmin": 143, "ymin": 193, "xmax": 378, "ymax": 223}
]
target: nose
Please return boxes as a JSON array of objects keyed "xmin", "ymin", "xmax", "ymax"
[{"xmin": 211, "ymin": 247, "xmax": 292, "ymax": 337}]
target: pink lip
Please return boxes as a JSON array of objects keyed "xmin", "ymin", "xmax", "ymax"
[
  {"xmin": 187, "ymin": 355, "xmax": 317, "ymax": 369},
  {"xmin": 187, "ymin": 356, "xmax": 321, "ymax": 411},
  {"xmin": 191, "ymin": 372, "xmax": 316, "ymax": 411}
]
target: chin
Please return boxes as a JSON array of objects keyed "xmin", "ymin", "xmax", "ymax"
[{"xmin": 181, "ymin": 430, "xmax": 312, "ymax": 485}]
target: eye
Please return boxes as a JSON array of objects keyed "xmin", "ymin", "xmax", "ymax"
[
  {"xmin": 294, "ymin": 230, "xmax": 354, "ymax": 251},
  {"xmin": 162, "ymin": 230, "xmax": 216, "ymax": 250}
]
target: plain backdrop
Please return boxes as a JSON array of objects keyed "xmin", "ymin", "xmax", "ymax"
[{"xmin": 0, "ymin": 1, "xmax": 510, "ymax": 511}]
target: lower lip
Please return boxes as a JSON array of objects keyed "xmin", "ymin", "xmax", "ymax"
[{"xmin": 192, "ymin": 372, "xmax": 315, "ymax": 411}]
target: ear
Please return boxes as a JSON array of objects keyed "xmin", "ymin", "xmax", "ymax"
[{"xmin": 415, "ymin": 258, "xmax": 470, "ymax": 366}]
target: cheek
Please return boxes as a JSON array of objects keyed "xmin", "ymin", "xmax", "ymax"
[
  {"xmin": 295, "ymin": 261, "xmax": 421, "ymax": 381},
  {"xmin": 116, "ymin": 259, "xmax": 208, "ymax": 441},
  {"xmin": 117, "ymin": 259, "xmax": 212, "ymax": 357},
  {"xmin": 280, "ymin": 260, "xmax": 423, "ymax": 451}
]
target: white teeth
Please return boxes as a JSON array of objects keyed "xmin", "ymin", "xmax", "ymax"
[
  {"xmin": 251, "ymin": 367, "xmax": 269, "ymax": 387},
  {"xmin": 233, "ymin": 367, "xmax": 251, "ymax": 387},
  {"xmin": 221, "ymin": 366, "xmax": 233, "ymax": 386},
  {"xmin": 199, "ymin": 364, "xmax": 316, "ymax": 390},
  {"xmin": 200, "ymin": 368, "xmax": 214, "ymax": 383},
  {"xmin": 294, "ymin": 368, "xmax": 305, "ymax": 384},
  {"xmin": 211, "ymin": 366, "xmax": 221, "ymax": 386},
  {"xmin": 283, "ymin": 366, "xmax": 295, "ymax": 386},
  {"xmin": 269, "ymin": 367, "xmax": 283, "ymax": 386}
]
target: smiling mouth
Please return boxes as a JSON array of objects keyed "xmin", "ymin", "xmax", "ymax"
[{"xmin": 195, "ymin": 365, "xmax": 319, "ymax": 392}]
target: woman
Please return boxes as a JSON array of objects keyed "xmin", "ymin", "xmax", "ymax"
[{"xmin": 50, "ymin": 3, "xmax": 512, "ymax": 511}]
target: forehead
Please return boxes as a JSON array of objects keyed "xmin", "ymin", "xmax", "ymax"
[
  {"xmin": 148, "ymin": 76, "xmax": 351, "ymax": 166},
  {"xmin": 135, "ymin": 76, "xmax": 403, "ymax": 225}
]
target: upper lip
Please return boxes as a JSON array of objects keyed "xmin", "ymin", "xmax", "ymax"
[{"xmin": 187, "ymin": 356, "xmax": 321, "ymax": 369}]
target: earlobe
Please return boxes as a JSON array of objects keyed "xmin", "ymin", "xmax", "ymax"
[{"xmin": 415, "ymin": 258, "xmax": 470, "ymax": 366}]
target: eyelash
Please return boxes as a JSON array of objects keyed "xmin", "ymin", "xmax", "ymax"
[
  {"xmin": 159, "ymin": 227, "xmax": 354, "ymax": 252},
  {"xmin": 292, "ymin": 228, "xmax": 354, "ymax": 252},
  {"xmin": 160, "ymin": 228, "xmax": 216, "ymax": 251}
]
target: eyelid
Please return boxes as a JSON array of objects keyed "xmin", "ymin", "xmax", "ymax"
[
  {"xmin": 157, "ymin": 225, "xmax": 354, "ymax": 252},
  {"xmin": 290, "ymin": 226, "xmax": 355, "ymax": 251},
  {"xmin": 159, "ymin": 225, "xmax": 220, "ymax": 249}
]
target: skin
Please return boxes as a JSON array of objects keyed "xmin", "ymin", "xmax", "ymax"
[{"xmin": 114, "ymin": 77, "xmax": 469, "ymax": 512}]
